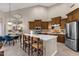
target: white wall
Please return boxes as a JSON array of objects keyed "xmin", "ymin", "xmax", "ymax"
[
  {"xmin": 27, "ymin": 6, "xmax": 48, "ymax": 21},
  {"xmin": 48, "ymin": 4, "xmax": 70, "ymax": 19},
  {"xmin": 0, "ymin": 11, "xmax": 6, "ymax": 35},
  {"xmin": 48, "ymin": 3, "xmax": 79, "ymax": 19}
]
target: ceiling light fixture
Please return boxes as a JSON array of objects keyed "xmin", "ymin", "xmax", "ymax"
[{"xmin": 8, "ymin": 3, "xmax": 12, "ymax": 25}]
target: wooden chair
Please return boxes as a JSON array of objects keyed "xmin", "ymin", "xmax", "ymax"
[
  {"xmin": 23, "ymin": 34, "xmax": 31, "ymax": 55},
  {"xmin": 31, "ymin": 37, "xmax": 43, "ymax": 56},
  {"xmin": 19, "ymin": 34, "xmax": 23, "ymax": 48}
]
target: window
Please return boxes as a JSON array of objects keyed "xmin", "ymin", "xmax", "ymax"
[{"xmin": 0, "ymin": 22, "xmax": 3, "ymax": 35}]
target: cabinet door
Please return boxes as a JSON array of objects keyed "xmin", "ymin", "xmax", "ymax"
[
  {"xmin": 35, "ymin": 20, "xmax": 41, "ymax": 27},
  {"xmin": 61, "ymin": 18, "xmax": 67, "ymax": 29},
  {"xmin": 68, "ymin": 15, "xmax": 73, "ymax": 22},
  {"xmin": 51, "ymin": 17, "xmax": 61, "ymax": 24},
  {"xmin": 67, "ymin": 8, "xmax": 79, "ymax": 22},
  {"xmin": 72, "ymin": 12, "xmax": 79, "ymax": 21},
  {"xmin": 42, "ymin": 22, "xmax": 49, "ymax": 29},
  {"xmin": 58, "ymin": 34, "xmax": 65, "ymax": 43},
  {"xmin": 29, "ymin": 22, "xmax": 35, "ymax": 29}
]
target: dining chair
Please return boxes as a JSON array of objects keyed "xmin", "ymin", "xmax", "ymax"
[
  {"xmin": 13, "ymin": 35, "xmax": 19, "ymax": 42},
  {"xmin": 0, "ymin": 36, "xmax": 5, "ymax": 43},
  {"xmin": 4, "ymin": 35, "xmax": 14, "ymax": 46}
]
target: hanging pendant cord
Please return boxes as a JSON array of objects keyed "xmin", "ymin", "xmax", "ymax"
[{"xmin": 9, "ymin": 3, "xmax": 11, "ymax": 22}]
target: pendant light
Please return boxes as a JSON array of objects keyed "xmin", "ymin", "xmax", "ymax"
[{"xmin": 8, "ymin": 3, "xmax": 12, "ymax": 25}]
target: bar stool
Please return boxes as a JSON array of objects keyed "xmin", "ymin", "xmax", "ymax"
[
  {"xmin": 23, "ymin": 34, "xmax": 31, "ymax": 56},
  {"xmin": 31, "ymin": 37, "xmax": 43, "ymax": 56},
  {"xmin": 19, "ymin": 34, "xmax": 22, "ymax": 48}
]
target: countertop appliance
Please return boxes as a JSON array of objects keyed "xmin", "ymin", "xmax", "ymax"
[
  {"xmin": 65, "ymin": 21, "xmax": 79, "ymax": 51},
  {"xmin": 30, "ymin": 27, "xmax": 42, "ymax": 34}
]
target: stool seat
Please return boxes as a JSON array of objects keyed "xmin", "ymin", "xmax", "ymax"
[
  {"xmin": 32, "ymin": 43, "xmax": 42, "ymax": 49},
  {"xmin": 25, "ymin": 40, "xmax": 31, "ymax": 44}
]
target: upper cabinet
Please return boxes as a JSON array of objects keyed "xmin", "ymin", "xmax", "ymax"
[
  {"xmin": 42, "ymin": 22, "xmax": 49, "ymax": 29},
  {"xmin": 60, "ymin": 18, "xmax": 67, "ymax": 29},
  {"xmin": 29, "ymin": 20, "xmax": 49, "ymax": 29},
  {"xmin": 51, "ymin": 17, "xmax": 61, "ymax": 24},
  {"xmin": 29, "ymin": 16, "xmax": 68, "ymax": 29},
  {"xmin": 67, "ymin": 8, "xmax": 79, "ymax": 22},
  {"xmin": 29, "ymin": 21, "xmax": 35, "ymax": 29},
  {"xmin": 34, "ymin": 20, "xmax": 42, "ymax": 27}
]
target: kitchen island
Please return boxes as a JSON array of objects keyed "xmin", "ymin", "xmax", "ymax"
[
  {"xmin": 24, "ymin": 34, "xmax": 58, "ymax": 56},
  {"xmin": 40, "ymin": 32, "xmax": 65, "ymax": 43}
]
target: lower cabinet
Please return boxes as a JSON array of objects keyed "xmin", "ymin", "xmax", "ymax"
[
  {"xmin": 57, "ymin": 34, "xmax": 65, "ymax": 43},
  {"xmin": 52, "ymin": 34, "xmax": 65, "ymax": 43}
]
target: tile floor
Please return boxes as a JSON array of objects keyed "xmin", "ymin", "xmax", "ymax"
[
  {"xmin": 4, "ymin": 42, "xmax": 28, "ymax": 56},
  {"xmin": 3, "ymin": 41, "xmax": 79, "ymax": 56},
  {"xmin": 55, "ymin": 43, "xmax": 79, "ymax": 56}
]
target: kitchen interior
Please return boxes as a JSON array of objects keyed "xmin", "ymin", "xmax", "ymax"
[{"xmin": 0, "ymin": 3, "xmax": 79, "ymax": 56}]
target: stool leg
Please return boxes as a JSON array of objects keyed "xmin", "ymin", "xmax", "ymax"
[
  {"xmin": 23, "ymin": 43, "xmax": 25, "ymax": 50},
  {"xmin": 42, "ymin": 50, "xmax": 43, "ymax": 56},
  {"xmin": 13, "ymin": 40, "xmax": 15, "ymax": 46},
  {"xmin": 31, "ymin": 47, "xmax": 33, "ymax": 56},
  {"xmin": 31, "ymin": 37, "xmax": 33, "ymax": 56},
  {"xmin": 28, "ymin": 45, "xmax": 30, "ymax": 56},
  {"xmin": 9, "ymin": 41, "xmax": 10, "ymax": 46},
  {"xmin": 37, "ymin": 49, "xmax": 39, "ymax": 56},
  {"xmin": 24, "ymin": 46, "xmax": 26, "ymax": 52}
]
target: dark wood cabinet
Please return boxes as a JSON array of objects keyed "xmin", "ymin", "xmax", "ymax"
[
  {"xmin": 72, "ymin": 11, "xmax": 79, "ymax": 20},
  {"xmin": 67, "ymin": 8, "xmax": 79, "ymax": 22},
  {"xmin": 34, "ymin": 20, "xmax": 42, "ymax": 27},
  {"xmin": 29, "ymin": 20, "xmax": 49, "ymax": 29},
  {"xmin": 67, "ymin": 14, "xmax": 73, "ymax": 22},
  {"xmin": 41, "ymin": 22, "xmax": 49, "ymax": 29},
  {"xmin": 57, "ymin": 34, "xmax": 65, "ymax": 43},
  {"xmin": 52, "ymin": 34, "xmax": 65, "ymax": 43},
  {"xmin": 60, "ymin": 18, "xmax": 67, "ymax": 29},
  {"xmin": 29, "ymin": 20, "xmax": 42, "ymax": 29},
  {"xmin": 51, "ymin": 17, "xmax": 61, "ymax": 24},
  {"xmin": 29, "ymin": 21, "xmax": 35, "ymax": 29}
]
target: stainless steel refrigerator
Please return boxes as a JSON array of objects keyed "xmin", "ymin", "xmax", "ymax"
[{"xmin": 65, "ymin": 21, "xmax": 79, "ymax": 51}]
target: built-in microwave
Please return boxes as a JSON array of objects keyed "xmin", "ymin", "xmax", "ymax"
[{"xmin": 52, "ymin": 24, "xmax": 60, "ymax": 29}]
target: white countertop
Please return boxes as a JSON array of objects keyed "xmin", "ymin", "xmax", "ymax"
[
  {"xmin": 41, "ymin": 32, "xmax": 65, "ymax": 35},
  {"xmin": 47, "ymin": 32, "xmax": 65, "ymax": 35},
  {"xmin": 24, "ymin": 33, "xmax": 58, "ymax": 41}
]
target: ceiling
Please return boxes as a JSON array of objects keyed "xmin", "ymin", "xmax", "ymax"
[{"xmin": 0, "ymin": 3, "xmax": 57, "ymax": 12}]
